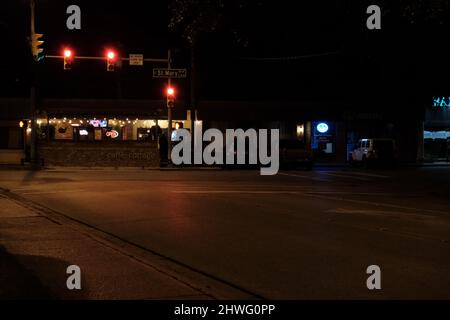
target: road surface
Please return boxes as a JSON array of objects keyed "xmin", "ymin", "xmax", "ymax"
[{"xmin": 1, "ymin": 166, "xmax": 450, "ymax": 299}]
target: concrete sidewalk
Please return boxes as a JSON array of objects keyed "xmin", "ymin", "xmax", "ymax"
[{"xmin": 0, "ymin": 191, "xmax": 248, "ymax": 300}]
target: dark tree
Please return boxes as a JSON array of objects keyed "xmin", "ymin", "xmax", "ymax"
[{"xmin": 168, "ymin": 0, "xmax": 258, "ymax": 112}]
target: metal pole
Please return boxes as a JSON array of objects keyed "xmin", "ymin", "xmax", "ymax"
[
  {"xmin": 30, "ymin": 0, "xmax": 38, "ymax": 166},
  {"xmin": 30, "ymin": 0, "xmax": 35, "ymax": 34},
  {"xmin": 45, "ymin": 55, "xmax": 168, "ymax": 63},
  {"xmin": 167, "ymin": 49, "xmax": 172, "ymax": 162}
]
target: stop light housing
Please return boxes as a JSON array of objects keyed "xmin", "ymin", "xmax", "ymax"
[
  {"xmin": 31, "ymin": 33, "xmax": 44, "ymax": 61},
  {"xmin": 63, "ymin": 49, "xmax": 73, "ymax": 70},
  {"xmin": 166, "ymin": 87, "xmax": 175, "ymax": 107},
  {"xmin": 106, "ymin": 51, "xmax": 116, "ymax": 72}
]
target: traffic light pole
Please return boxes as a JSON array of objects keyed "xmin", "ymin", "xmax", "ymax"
[
  {"xmin": 30, "ymin": 0, "xmax": 38, "ymax": 167},
  {"xmin": 167, "ymin": 49, "xmax": 173, "ymax": 162},
  {"xmin": 46, "ymin": 55, "xmax": 168, "ymax": 63}
]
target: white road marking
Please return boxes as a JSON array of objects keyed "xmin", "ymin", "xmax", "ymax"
[
  {"xmin": 333, "ymin": 171, "xmax": 390, "ymax": 178},
  {"xmin": 325, "ymin": 208, "xmax": 435, "ymax": 219},
  {"xmin": 318, "ymin": 172, "xmax": 369, "ymax": 181},
  {"xmin": 278, "ymin": 172, "xmax": 326, "ymax": 181},
  {"xmin": 305, "ymin": 193, "xmax": 450, "ymax": 216}
]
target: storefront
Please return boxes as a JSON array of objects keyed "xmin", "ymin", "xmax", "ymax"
[
  {"xmin": 36, "ymin": 115, "xmax": 188, "ymax": 167},
  {"xmin": 29, "ymin": 98, "xmax": 188, "ymax": 167},
  {"xmin": 424, "ymin": 97, "xmax": 450, "ymax": 161},
  {"xmin": 39, "ymin": 117, "xmax": 171, "ymax": 143}
]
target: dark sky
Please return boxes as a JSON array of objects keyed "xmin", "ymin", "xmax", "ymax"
[
  {"xmin": 1, "ymin": 0, "xmax": 168, "ymax": 99},
  {"xmin": 1, "ymin": 1, "xmax": 449, "ymax": 104}
]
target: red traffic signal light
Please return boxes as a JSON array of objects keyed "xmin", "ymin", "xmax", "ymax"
[
  {"xmin": 106, "ymin": 50, "xmax": 116, "ymax": 71},
  {"xmin": 63, "ymin": 49, "xmax": 73, "ymax": 70},
  {"xmin": 64, "ymin": 49, "xmax": 72, "ymax": 58},
  {"xmin": 166, "ymin": 87, "xmax": 175, "ymax": 107}
]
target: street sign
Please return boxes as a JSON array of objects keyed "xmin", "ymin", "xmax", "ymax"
[
  {"xmin": 129, "ymin": 54, "xmax": 144, "ymax": 66},
  {"xmin": 153, "ymin": 68, "xmax": 187, "ymax": 79}
]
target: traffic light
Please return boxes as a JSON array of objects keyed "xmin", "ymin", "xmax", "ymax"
[
  {"xmin": 31, "ymin": 33, "xmax": 44, "ymax": 61},
  {"xmin": 106, "ymin": 50, "xmax": 116, "ymax": 71},
  {"xmin": 63, "ymin": 49, "xmax": 73, "ymax": 70},
  {"xmin": 166, "ymin": 87, "xmax": 175, "ymax": 107},
  {"xmin": 19, "ymin": 120, "xmax": 28, "ymax": 128}
]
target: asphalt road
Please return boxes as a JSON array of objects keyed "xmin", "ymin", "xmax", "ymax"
[{"xmin": 1, "ymin": 166, "xmax": 450, "ymax": 299}]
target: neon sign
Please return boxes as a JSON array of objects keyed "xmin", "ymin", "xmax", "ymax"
[
  {"xmin": 106, "ymin": 130, "xmax": 119, "ymax": 139},
  {"xmin": 316, "ymin": 123, "xmax": 329, "ymax": 134},
  {"xmin": 89, "ymin": 119, "xmax": 107, "ymax": 128},
  {"xmin": 433, "ymin": 97, "xmax": 449, "ymax": 108}
]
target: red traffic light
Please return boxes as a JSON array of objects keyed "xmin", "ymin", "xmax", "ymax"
[
  {"xmin": 64, "ymin": 49, "xmax": 72, "ymax": 58},
  {"xmin": 107, "ymin": 50, "xmax": 116, "ymax": 60},
  {"xmin": 166, "ymin": 87, "xmax": 175, "ymax": 107},
  {"xmin": 63, "ymin": 48, "xmax": 73, "ymax": 70},
  {"xmin": 106, "ymin": 50, "xmax": 117, "ymax": 72},
  {"xmin": 167, "ymin": 87, "xmax": 175, "ymax": 96}
]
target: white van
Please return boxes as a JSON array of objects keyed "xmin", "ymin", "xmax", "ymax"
[{"xmin": 351, "ymin": 139, "xmax": 396, "ymax": 167}]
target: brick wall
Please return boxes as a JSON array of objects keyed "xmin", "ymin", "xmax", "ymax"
[{"xmin": 39, "ymin": 142, "xmax": 160, "ymax": 167}]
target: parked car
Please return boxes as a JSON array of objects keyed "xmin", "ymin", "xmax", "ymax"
[
  {"xmin": 351, "ymin": 138, "xmax": 396, "ymax": 167},
  {"xmin": 280, "ymin": 139, "xmax": 313, "ymax": 169}
]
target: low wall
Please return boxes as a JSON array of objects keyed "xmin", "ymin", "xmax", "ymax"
[
  {"xmin": 39, "ymin": 142, "xmax": 160, "ymax": 167},
  {"xmin": 0, "ymin": 149, "xmax": 23, "ymax": 164}
]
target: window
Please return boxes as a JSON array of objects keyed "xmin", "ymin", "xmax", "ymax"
[
  {"xmin": 0, "ymin": 127, "xmax": 23, "ymax": 149},
  {"xmin": 47, "ymin": 117, "xmax": 167, "ymax": 142}
]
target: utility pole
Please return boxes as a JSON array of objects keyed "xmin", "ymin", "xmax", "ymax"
[
  {"xmin": 30, "ymin": 0, "xmax": 38, "ymax": 167},
  {"xmin": 167, "ymin": 49, "xmax": 172, "ymax": 162}
]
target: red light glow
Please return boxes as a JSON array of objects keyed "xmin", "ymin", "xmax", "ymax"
[
  {"xmin": 64, "ymin": 49, "xmax": 72, "ymax": 58},
  {"xmin": 107, "ymin": 51, "xmax": 115, "ymax": 60}
]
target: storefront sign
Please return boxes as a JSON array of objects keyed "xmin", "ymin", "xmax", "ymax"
[
  {"xmin": 106, "ymin": 130, "xmax": 119, "ymax": 139},
  {"xmin": 312, "ymin": 121, "xmax": 335, "ymax": 154},
  {"xmin": 316, "ymin": 123, "xmax": 329, "ymax": 134},
  {"xmin": 55, "ymin": 124, "xmax": 74, "ymax": 140},
  {"xmin": 106, "ymin": 152, "xmax": 152, "ymax": 161},
  {"xmin": 89, "ymin": 119, "xmax": 107, "ymax": 127},
  {"xmin": 433, "ymin": 97, "xmax": 449, "ymax": 108}
]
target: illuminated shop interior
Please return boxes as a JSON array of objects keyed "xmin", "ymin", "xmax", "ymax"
[{"xmin": 36, "ymin": 117, "xmax": 186, "ymax": 142}]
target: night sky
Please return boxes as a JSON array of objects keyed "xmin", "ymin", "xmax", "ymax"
[{"xmin": 1, "ymin": 1, "xmax": 449, "ymax": 105}]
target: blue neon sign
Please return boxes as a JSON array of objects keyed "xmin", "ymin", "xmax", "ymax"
[
  {"xmin": 316, "ymin": 123, "xmax": 329, "ymax": 134},
  {"xmin": 433, "ymin": 97, "xmax": 449, "ymax": 108}
]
